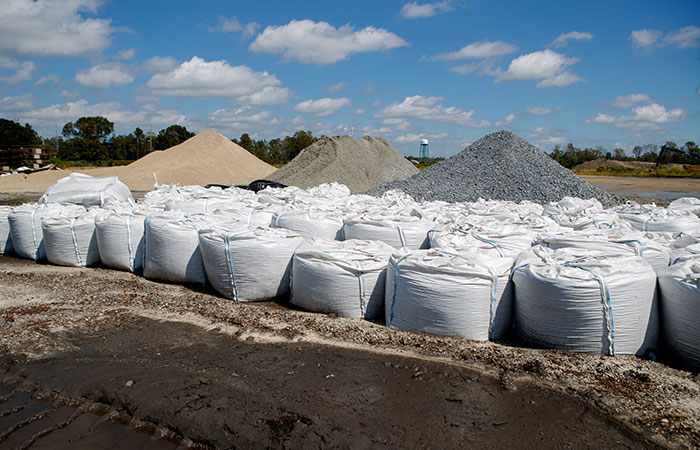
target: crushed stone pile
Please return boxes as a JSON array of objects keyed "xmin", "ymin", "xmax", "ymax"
[
  {"xmin": 0, "ymin": 130, "xmax": 275, "ymax": 192},
  {"xmin": 267, "ymin": 135, "xmax": 419, "ymax": 193},
  {"xmin": 365, "ymin": 131, "xmax": 620, "ymax": 206}
]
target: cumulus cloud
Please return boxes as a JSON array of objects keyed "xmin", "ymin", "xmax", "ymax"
[
  {"xmin": 236, "ymin": 86, "xmax": 292, "ymax": 105},
  {"xmin": 375, "ymin": 95, "xmax": 490, "ymax": 127},
  {"xmin": 494, "ymin": 113, "xmax": 516, "ymax": 127},
  {"xmin": 75, "ymin": 63, "xmax": 134, "ymax": 88},
  {"xmin": 429, "ymin": 40, "xmax": 517, "ymax": 61},
  {"xmin": 142, "ymin": 56, "xmax": 178, "ymax": 73},
  {"xmin": 550, "ymin": 31, "xmax": 593, "ymax": 48},
  {"xmin": 399, "ymin": 1, "xmax": 452, "ymax": 19},
  {"xmin": 0, "ymin": 57, "xmax": 36, "ymax": 84},
  {"xmin": 586, "ymin": 101, "xmax": 686, "ymax": 131},
  {"xmin": 146, "ymin": 57, "xmax": 287, "ymax": 104},
  {"xmin": 631, "ymin": 26, "xmax": 699, "ymax": 49},
  {"xmin": 34, "ymin": 74, "xmax": 60, "ymax": 86},
  {"xmin": 249, "ymin": 19, "xmax": 408, "ymax": 65},
  {"xmin": 117, "ymin": 48, "xmax": 135, "ymax": 60},
  {"xmin": 209, "ymin": 107, "xmax": 272, "ymax": 125},
  {"xmin": 610, "ymin": 93, "xmax": 652, "ymax": 109},
  {"xmin": 525, "ymin": 106, "xmax": 562, "ymax": 115},
  {"xmin": 209, "ymin": 16, "xmax": 260, "ymax": 38},
  {"xmin": 294, "ymin": 97, "xmax": 351, "ymax": 117},
  {"xmin": 395, "ymin": 133, "xmax": 424, "ymax": 143},
  {"xmin": 325, "ymin": 81, "xmax": 348, "ymax": 93},
  {"xmin": 0, "ymin": 0, "xmax": 113, "ymax": 56},
  {"xmin": 497, "ymin": 49, "xmax": 583, "ymax": 87}
]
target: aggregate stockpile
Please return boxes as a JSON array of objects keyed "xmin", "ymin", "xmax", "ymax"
[
  {"xmin": 365, "ymin": 130, "xmax": 619, "ymax": 206},
  {"xmin": 267, "ymin": 135, "xmax": 419, "ymax": 193},
  {"xmin": 0, "ymin": 130, "xmax": 275, "ymax": 192}
]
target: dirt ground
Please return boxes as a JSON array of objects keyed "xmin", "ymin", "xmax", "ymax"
[
  {"xmin": 581, "ymin": 176, "xmax": 700, "ymax": 204},
  {"xmin": 0, "ymin": 256, "xmax": 698, "ymax": 449}
]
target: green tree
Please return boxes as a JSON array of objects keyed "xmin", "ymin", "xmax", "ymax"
[
  {"xmin": 0, "ymin": 118, "xmax": 39, "ymax": 148},
  {"xmin": 154, "ymin": 125, "xmax": 195, "ymax": 150},
  {"xmin": 613, "ymin": 148, "xmax": 626, "ymax": 160},
  {"xmin": 62, "ymin": 116, "xmax": 114, "ymax": 161},
  {"xmin": 632, "ymin": 146, "xmax": 642, "ymax": 160},
  {"xmin": 282, "ymin": 130, "xmax": 316, "ymax": 161}
]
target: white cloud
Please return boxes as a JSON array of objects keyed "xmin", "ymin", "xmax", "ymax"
[
  {"xmin": 34, "ymin": 74, "xmax": 60, "ymax": 86},
  {"xmin": 526, "ymin": 106, "xmax": 558, "ymax": 115},
  {"xmin": 586, "ymin": 102, "xmax": 686, "ymax": 131},
  {"xmin": 664, "ymin": 25, "xmax": 700, "ymax": 48},
  {"xmin": 381, "ymin": 118, "xmax": 412, "ymax": 131},
  {"xmin": 375, "ymin": 95, "xmax": 490, "ymax": 127},
  {"xmin": 550, "ymin": 31, "xmax": 593, "ymax": 48},
  {"xmin": 0, "ymin": 57, "xmax": 36, "ymax": 84},
  {"xmin": 353, "ymin": 108, "xmax": 366, "ymax": 115},
  {"xmin": 399, "ymin": 1, "xmax": 451, "ymax": 19},
  {"xmin": 75, "ymin": 63, "xmax": 134, "ymax": 88},
  {"xmin": 209, "ymin": 16, "xmax": 260, "ymax": 38},
  {"xmin": 610, "ymin": 93, "xmax": 652, "ymax": 109},
  {"xmin": 209, "ymin": 107, "xmax": 272, "ymax": 125},
  {"xmin": 497, "ymin": 49, "xmax": 582, "ymax": 87},
  {"xmin": 494, "ymin": 113, "xmax": 516, "ymax": 127},
  {"xmin": 630, "ymin": 29, "xmax": 662, "ymax": 48},
  {"xmin": 0, "ymin": 94, "xmax": 34, "ymax": 113},
  {"xmin": 236, "ymin": 86, "xmax": 292, "ymax": 105},
  {"xmin": 325, "ymin": 81, "xmax": 348, "ymax": 93},
  {"xmin": 146, "ymin": 57, "xmax": 285, "ymax": 102},
  {"xmin": 429, "ymin": 40, "xmax": 517, "ymax": 61},
  {"xmin": 60, "ymin": 90, "xmax": 81, "ymax": 100},
  {"xmin": 395, "ymin": 133, "xmax": 424, "ymax": 143},
  {"xmin": 249, "ymin": 19, "xmax": 408, "ymax": 65},
  {"xmin": 294, "ymin": 97, "xmax": 351, "ymax": 117},
  {"xmin": 0, "ymin": 0, "xmax": 113, "ymax": 56},
  {"xmin": 117, "ymin": 48, "xmax": 135, "ymax": 60},
  {"xmin": 142, "ymin": 56, "xmax": 178, "ymax": 73}
]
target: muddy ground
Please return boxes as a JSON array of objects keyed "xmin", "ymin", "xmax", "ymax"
[{"xmin": 0, "ymin": 256, "xmax": 698, "ymax": 449}]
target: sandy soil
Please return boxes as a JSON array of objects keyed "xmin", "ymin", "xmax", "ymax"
[
  {"xmin": 581, "ymin": 176, "xmax": 700, "ymax": 203},
  {"xmin": 0, "ymin": 256, "xmax": 698, "ymax": 449}
]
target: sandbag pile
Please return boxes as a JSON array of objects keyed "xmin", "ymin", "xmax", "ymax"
[{"xmin": 2, "ymin": 181, "xmax": 699, "ymax": 368}]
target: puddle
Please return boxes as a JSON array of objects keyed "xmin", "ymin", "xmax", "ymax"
[{"xmin": 0, "ymin": 391, "xmax": 186, "ymax": 450}]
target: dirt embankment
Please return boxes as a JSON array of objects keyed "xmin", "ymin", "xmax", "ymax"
[{"xmin": 0, "ymin": 256, "xmax": 698, "ymax": 448}]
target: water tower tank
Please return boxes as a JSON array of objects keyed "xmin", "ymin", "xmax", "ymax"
[{"xmin": 419, "ymin": 139, "xmax": 429, "ymax": 159}]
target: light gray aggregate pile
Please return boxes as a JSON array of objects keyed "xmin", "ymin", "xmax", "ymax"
[
  {"xmin": 365, "ymin": 130, "xmax": 621, "ymax": 206},
  {"xmin": 267, "ymin": 135, "xmax": 419, "ymax": 193}
]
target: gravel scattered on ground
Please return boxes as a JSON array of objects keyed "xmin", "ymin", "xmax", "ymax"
[
  {"xmin": 267, "ymin": 135, "xmax": 419, "ymax": 193},
  {"xmin": 365, "ymin": 130, "xmax": 621, "ymax": 206}
]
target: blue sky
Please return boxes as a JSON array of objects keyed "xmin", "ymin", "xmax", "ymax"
[{"xmin": 0, "ymin": 0, "xmax": 698, "ymax": 157}]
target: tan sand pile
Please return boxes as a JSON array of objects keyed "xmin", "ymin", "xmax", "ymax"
[
  {"xmin": 0, "ymin": 130, "xmax": 275, "ymax": 192},
  {"xmin": 267, "ymin": 135, "xmax": 418, "ymax": 193}
]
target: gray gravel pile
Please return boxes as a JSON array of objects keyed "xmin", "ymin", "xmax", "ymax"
[
  {"xmin": 267, "ymin": 135, "xmax": 419, "ymax": 193},
  {"xmin": 365, "ymin": 130, "xmax": 620, "ymax": 206}
]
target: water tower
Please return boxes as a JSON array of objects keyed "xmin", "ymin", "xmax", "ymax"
[{"xmin": 419, "ymin": 139, "xmax": 429, "ymax": 159}]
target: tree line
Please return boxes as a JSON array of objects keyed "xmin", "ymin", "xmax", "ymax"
[
  {"xmin": 548, "ymin": 141, "xmax": 699, "ymax": 169},
  {"xmin": 0, "ymin": 117, "xmax": 320, "ymax": 167}
]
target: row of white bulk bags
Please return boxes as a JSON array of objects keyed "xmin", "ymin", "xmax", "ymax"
[
  {"xmin": 39, "ymin": 173, "xmax": 133, "ymax": 207},
  {"xmin": 199, "ymin": 226, "xmax": 304, "ymax": 301},
  {"xmin": 513, "ymin": 246, "xmax": 658, "ymax": 356},
  {"xmin": 428, "ymin": 223, "xmax": 536, "ymax": 258},
  {"xmin": 385, "ymin": 249, "xmax": 514, "ymax": 341},
  {"xmin": 165, "ymin": 196, "xmax": 238, "ymax": 215},
  {"xmin": 8, "ymin": 204, "xmax": 86, "ymax": 261},
  {"xmin": 343, "ymin": 209, "xmax": 436, "ymax": 249},
  {"xmin": 143, "ymin": 212, "xmax": 209, "ymax": 285},
  {"xmin": 271, "ymin": 208, "xmax": 344, "ymax": 241},
  {"xmin": 94, "ymin": 206, "xmax": 161, "ymax": 272},
  {"xmin": 0, "ymin": 206, "xmax": 12, "ymax": 255},
  {"xmin": 290, "ymin": 239, "xmax": 395, "ymax": 319},
  {"xmin": 658, "ymin": 254, "xmax": 700, "ymax": 370},
  {"xmin": 668, "ymin": 197, "xmax": 700, "ymax": 216},
  {"xmin": 42, "ymin": 209, "xmax": 101, "ymax": 267},
  {"xmin": 618, "ymin": 208, "xmax": 700, "ymax": 235},
  {"xmin": 537, "ymin": 230, "xmax": 670, "ymax": 272}
]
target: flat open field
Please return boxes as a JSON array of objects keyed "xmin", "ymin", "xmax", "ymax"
[
  {"xmin": 0, "ymin": 256, "xmax": 698, "ymax": 448},
  {"xmin": 582, "ymin": 176, "xmax": 700, "ymax": 202}
]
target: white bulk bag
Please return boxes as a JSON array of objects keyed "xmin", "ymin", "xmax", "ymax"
[
  {"xmin": 42, "ymin": 209, "xmax": 100, "ymax": 267},
  {"xmin": 618, "ymin": 209, "xmax": 700, "ymax": 235},
  {"xmin": 0, "ymin": 206, "xmax": 13, "ymax": 255},
  {"xmin": 513, "ymin": 246, "xmax": 658, "ymax": 356},
  {"xmin": 8, "ymin": 204, "xmax": 85, "ymax": 261},
  {"xmin": 198, "ymin": 226, "xmax": 304, "ymax": 301},
  {"xmin": 668, "ymin": 197, "xmax": 700, "ymax": 216},
  {"xmin": 385, "ymin": 249, "xmax": 515, "ymax": 341},
  {"xmin": 343, "ymin": 211, "xmax": 436, "ymax": 249},
  {"xmin": 271, "ymin": 209, "xmax": 345, "ymax": 241},
  {"xmin": 290, "ymin": 239, "xmax": 395, "ymax": 319},
  {"xmin": 537, "ymin": 230, "xmax": 670, "ymax": 272},
  {"xmin": 40, "ymin": 173, "xmax": 132, "ymax": 207},
  {"xmin": 143, "ymin": 212, "xmax": 207, "ymax": 284},
  {"xmin": 428, "ymin": 224, "xmax": 536, "ymax": 258},
  {"xmin": 658, "ymin": 254, "xmax": 700, "ymax": 370},
  {"xmin": 94, "ymin": 207, "xmax": 156, "ymax": 272}
]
